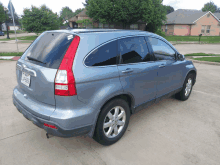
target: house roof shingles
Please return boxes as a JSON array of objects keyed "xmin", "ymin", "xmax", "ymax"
[
  {"xmin": 166, "ymin": 9, "xmax": 220, "ymax": 25},
  {"xmin": 69, "ymin": 9, "xmax": 88, "ymax": 22},
  {"xmin": 214, "ymin": 13, "xmax": 220, "ymax": 19}
]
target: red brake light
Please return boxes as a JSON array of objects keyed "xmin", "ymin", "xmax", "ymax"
[
  {"xmin": 44, "ymin": 123, "xmax": 58, "ymax": 129},
  {"xmin": 55, "ymin": 35, "xmax": 80, "ymax": 96}
]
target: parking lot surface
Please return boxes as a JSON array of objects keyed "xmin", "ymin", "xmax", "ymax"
[{"xmin": 0, "ymin": 61, "xmax": 220, "ymax": 165}]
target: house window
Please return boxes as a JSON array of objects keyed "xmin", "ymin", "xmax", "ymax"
[
  {"xmin": 201, "ymin": 25, "xmax": 205, "ymax": 33},
  {"xmin": 99, "ymin": 23, "xmax": 103, "ymax": 28},
  {"xmin": 207, "ymin": 14, "xmax": 210, "ymax": 17},
  {"xmin": 130, "ymin": 24, "xmax": 138, "ymax": 30},
  {"xmin": 206, "ymin": 25, "xmax": 211, "ymax": 33},
  {"xmin": 104, "ymin": 24, "xmax": 109, "ymax": 28},
  {"xmin": 165, "ymin": 25, "xmax": 167, "ymax": 32}
]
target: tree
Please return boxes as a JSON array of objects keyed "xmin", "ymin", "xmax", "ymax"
[
  {"xmin": 164, "ymin": 5, "xmax": 174, "ymax": 14},
  {"xmin": 60, "ymin": 7, "xmax": 75, "ymax": 20},
  {"xmin": 82, "ymin": 0, "xmax": 89, "ymax": 7},
  {"xmin": 59, "ymin": 7, "xmax": 84, "ymax": 25},
  {"xmin": 6, "ymin": 12, "xmax": 20, "ymax": 25},
  {"xmin": 0, "ymin": 2, "xmax": 7, "ymax": 30},
  {"xmin": 86, "ymin": 0, "xmax": 166, "ymax": 33},
  {"xmin": 202, "ymin": 1, "xmax": 218, "ymax": 13},
  {"xmin": 22, "ymin": 5, "xmax": 60, "ymax": 34}
]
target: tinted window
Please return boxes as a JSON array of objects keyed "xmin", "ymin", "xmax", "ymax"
[
  {"xmin": 85, "ymin": 41, "xmax": 117, "ymax": 66},
  {"xmin": 118, "ymin": 37, "xmax": 151, "ymax": 64},
  {"xmin": 21, "ymin": 32, "xmax": 75, "ymax": 69},
  {"xmin": 148, "ymin": 37, "xmax": 175, "ymax": 60}
]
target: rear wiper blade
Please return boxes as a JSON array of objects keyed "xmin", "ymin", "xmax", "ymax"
[{"xmin": 27, "ymin": 56, "xmax": 46, "ymax": 64}]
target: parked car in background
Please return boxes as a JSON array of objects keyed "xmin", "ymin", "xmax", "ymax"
[
  {"xmin": 13, "ymin": 29, "xmax": 197, "ymax": 146},
  {"xmin": 0, "ymin": 31, "xmax": 5, "ymax": 36}
]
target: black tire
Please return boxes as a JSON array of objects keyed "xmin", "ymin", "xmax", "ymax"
[
  {"xmin": 93, "ymin": 99, "xmax": 130, "ymax": 146},
  {"xmin": 175, "ymin": 73, "xmax": 194, "ymax": 101}
]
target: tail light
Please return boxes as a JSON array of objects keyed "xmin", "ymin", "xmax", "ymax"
[
  {"xmin": 55, "ymin": 35, "xmax": 80, "ymax": 96},
  {"xmin": 44, "ymin": 123, "xmax": 58, "ymax": 129}
]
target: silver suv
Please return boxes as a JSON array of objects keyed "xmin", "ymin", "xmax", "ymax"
[{"xmin": 13, "ymin": 29, "xmax": 197, "ymax": 145}]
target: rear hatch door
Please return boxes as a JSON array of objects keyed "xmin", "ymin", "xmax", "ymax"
[{"xmin": 17, "ymin": 31, "xmax": 75, "ymax": 106}]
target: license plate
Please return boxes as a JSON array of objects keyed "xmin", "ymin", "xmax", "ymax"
[{"xmin": 21, "ymin": 72, "xmax": 30, "ymax": 87}]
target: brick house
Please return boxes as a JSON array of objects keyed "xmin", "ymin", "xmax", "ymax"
[
  {"xmin": 68, "ymin": 9, "xmax": 146, "ymax": 30},
  {"xmin": 161, "ymin": 9, "xmax": 220, "ymax": 36}
]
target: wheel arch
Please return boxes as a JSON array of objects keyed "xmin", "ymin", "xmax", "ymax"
[
  {"xmin": 88, "ymin": 93, "xmax": 135, "ymax": 138},
  {"xmin": 186, "ymin": 69, "xmax": 197, "ymax": 86}
]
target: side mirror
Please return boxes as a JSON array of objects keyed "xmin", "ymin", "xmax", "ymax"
[{"xmin": 175, "ymin": 53, "xmax": 185, "ymax": 61}]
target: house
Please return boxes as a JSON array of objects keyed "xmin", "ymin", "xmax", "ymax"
[
  {"xmin": 68, "ymin": 9, "xmax": 146, "ymax": 30},
  {"xmin": 161, "ymin": 9, "xmax": 220, "ymax": 36},
  {"xmin": 1, "ymin": 23, "xmax": 21, "ymax": 31}
]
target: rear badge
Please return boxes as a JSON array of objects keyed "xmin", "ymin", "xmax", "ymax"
[{"xmin": 67, "ymin": 35, "xmax": 73, "ymax": 40}]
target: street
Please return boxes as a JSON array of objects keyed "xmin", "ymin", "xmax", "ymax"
[{"xmin": 0, "ymin": 61, "xmax": 220, "ymax": 165}]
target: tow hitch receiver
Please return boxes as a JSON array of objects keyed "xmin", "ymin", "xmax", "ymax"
[{"xmin": 46, "ymin": 133, "xmax": 53, "ymax": 139}]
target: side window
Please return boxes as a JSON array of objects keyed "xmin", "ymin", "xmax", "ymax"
[
  {"xmin": 149, "ymin": 37, "xmax": 175, "ymax": 61},
  {"xmin": 84, "ymin": 41, "xmax": 117, "ymax": 66},
  {"xmin": 118, "ymin": 37, "xmax": 151, "ymax": 64}
]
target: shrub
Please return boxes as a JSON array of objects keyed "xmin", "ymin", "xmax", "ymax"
[{"xmin": 155, "ymin": 29, "xmax": 166, "ymax": 38}]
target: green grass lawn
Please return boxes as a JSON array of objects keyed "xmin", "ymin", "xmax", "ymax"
[
  {"xmin": 0, "ymin": 52, "xmax": 23, "ymax": 56},
  {"xmin": 0, "ymin": 35, "xmax": 38, "ymax": 41},
  {"xmin": 184, "ymin": 53, "xmax": 220, "ymax": 56},
  {"xmin": 2, "ymin": 30, "xmax": 26, "ymax": 34},
  {"xmin": 194, "ymin": 57, "xmax": 220, "ymax": 62},
  {"xmin": 165, "ymin": 36, "xmax": 220, "ymax": 43}
]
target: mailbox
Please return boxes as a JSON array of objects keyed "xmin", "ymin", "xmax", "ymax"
[{"xmin": 199, "ymin": 34, "xmax": 202, "ymax": 43}]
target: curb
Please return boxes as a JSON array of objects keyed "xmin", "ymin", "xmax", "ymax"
[{"xmin": 0, "ymin": 56, "xmax": 20, "ymax": 61}]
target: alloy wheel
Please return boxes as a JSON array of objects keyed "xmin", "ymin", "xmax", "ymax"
[
  {"xmin": 185, "ymin": 78, "xmax": 192, "ymax": 97},
  {"xmin": 103, "ymin": 106, "xmax": 126, "ymax": 138}
]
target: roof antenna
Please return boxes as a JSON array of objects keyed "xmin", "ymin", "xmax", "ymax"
[{"xmin": 63, "ymin": 17, "xmax": 72, "ymax": 30}]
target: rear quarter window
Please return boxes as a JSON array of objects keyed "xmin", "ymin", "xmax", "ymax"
[{"xmin": 84, "ymin": 40, "xmax": 118, "ymax": 66}]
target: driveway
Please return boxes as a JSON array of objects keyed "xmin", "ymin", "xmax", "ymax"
[
  {"xmin": 0, "ymin": 61, "xmax": 220, "ymax": 165},
  {"xmin": 174, "ymin": 44, "xmax": 220, "ymax": 54},
  {"xmin": 0, "ymin": 32, "xmax": 36, "ymax": 39}
]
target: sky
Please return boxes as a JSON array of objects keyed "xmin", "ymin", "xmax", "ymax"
[{"xmin": 1, "ymin": 0, "xmax": 220, "ymax": 16}]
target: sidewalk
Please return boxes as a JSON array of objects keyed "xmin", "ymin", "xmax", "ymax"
[{"xmin": 170, "ymin": 41, "xmax": 220, "ymax": 45}]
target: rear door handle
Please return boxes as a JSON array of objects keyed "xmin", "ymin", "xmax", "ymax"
[
  {"xmin": 159, "ymin": 64, "xmax": 165, "ymax": 68},
  {"xmin": 122, "ymin": 68, "xmax": 133, "ymax": 73}
]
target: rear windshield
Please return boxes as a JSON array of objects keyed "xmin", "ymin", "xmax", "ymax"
[{"xmin": 21, "ymin": 32, "xmax": 75, "ymax": 69}]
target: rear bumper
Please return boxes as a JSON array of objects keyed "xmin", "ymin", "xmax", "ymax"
[{"xmin": 13, "ymin": 95, "xmax": 92, "ymax": 137}]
